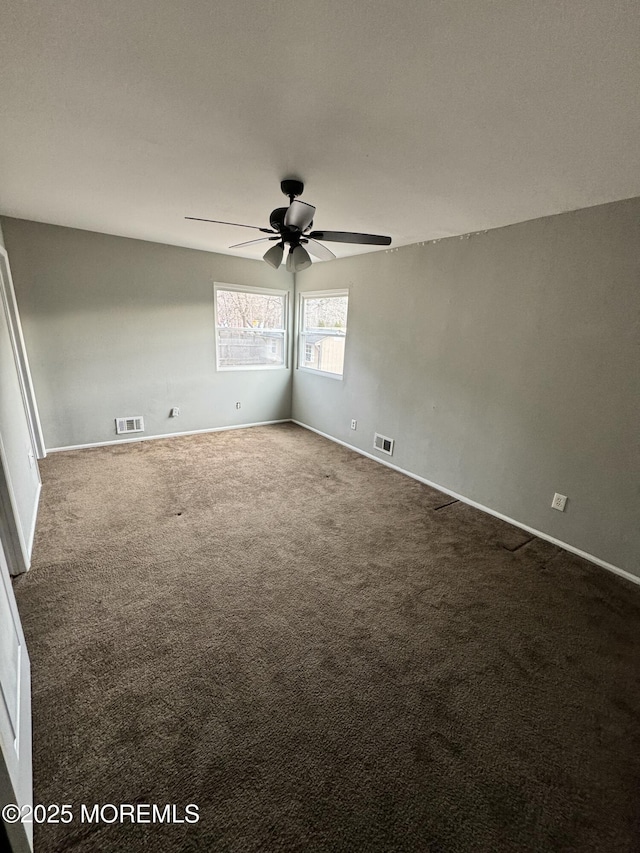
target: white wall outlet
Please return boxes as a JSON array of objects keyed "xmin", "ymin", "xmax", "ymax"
[
  {"xmin": 170, "ymin": 407, "xmax": 180, "ymax": 417},
  {"xmin": 552, "ymin": 493, "xmax": 567, "ymax": 512},
  {"xmin": 351, "ymin": 419, "xmax": 357, "ymax": 430},
  {"xmin": 236, "ymin": 402, "xmax": 241, "ymax": 409}
]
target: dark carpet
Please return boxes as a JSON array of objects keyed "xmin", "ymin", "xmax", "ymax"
[{"xmin": 12, "ymin": 423, "xmax": 640, "ymax": 852}]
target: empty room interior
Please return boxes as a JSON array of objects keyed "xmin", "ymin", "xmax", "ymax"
[{"xmin": 1, "ymin": 2, "xmax": 639, "ymax": 852}]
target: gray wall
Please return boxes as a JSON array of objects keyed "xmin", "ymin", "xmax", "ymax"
[
  {"xmin": 1, "ymin": 219, "xmax": 293, "ymax": 449},
  {"xmin": 293, "ymin": 197, "xmax": 640, "ymax": 576}
]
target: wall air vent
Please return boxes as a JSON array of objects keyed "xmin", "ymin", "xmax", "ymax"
[
  {"xmin": 115, "ymin": 416, "xmax": 144, "ymax": 435},
  {"xmin": 374, "ymin": 433, "xmax": 394, "ymax": 456}
]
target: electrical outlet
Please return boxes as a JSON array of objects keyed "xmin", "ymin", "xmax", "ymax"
[
  {"xmin": 236, "ymin": 402, "xmax": 241, "ymax": 409},
  {"xmin": 552, "ymin": 493, "xmax": 567, "ymax": 512},
  {"xmin": 351, "ymin": 419, "xmax": 357, "ymax": 430},
  {"xmin": 170, "ymin": 407, "xmax": 180, "ymax": 417}
]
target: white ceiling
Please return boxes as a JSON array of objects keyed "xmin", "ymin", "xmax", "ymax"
[{"xmin": 1, "ymin": 0, "xmax": 639, "ymax": 262}]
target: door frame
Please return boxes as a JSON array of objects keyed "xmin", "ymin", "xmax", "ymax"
[
  {"xmin": 0, "ymin": 248, "xmax": 43, "ymax": 575},
  {"xmin": 0, "ymin": 248, "xmax": 45, "ymax": 461}
]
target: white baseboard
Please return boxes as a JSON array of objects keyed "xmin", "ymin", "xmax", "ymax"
[
  {"xmin": 46, "ymin": 419, "xmax": 291, "ymax": 453},
  {"xmin": 292, "ymin": 420, "xmax": 640, "ymax": 589}
]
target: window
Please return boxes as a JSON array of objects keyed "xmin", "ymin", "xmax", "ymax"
[
  {"xmin": 299, "ymin": 290, "xmax": 349, "ymax": 379},
  {"xmin": 214, "ymin": 283, "xmax": 288, "ymax": 370}
]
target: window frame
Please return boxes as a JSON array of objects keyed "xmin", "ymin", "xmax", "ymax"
[
  {"xmin": 298, "ymin": 289, "xmax": 349, "ymax": 381},
  {"xmin": 213, "ymin": 282, "xmax": 289, "ymax": 372}
]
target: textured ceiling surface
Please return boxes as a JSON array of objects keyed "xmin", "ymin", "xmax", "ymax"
[{"xmin": 0, "ymin": 0, "xmax": 639, "ymax": 261}]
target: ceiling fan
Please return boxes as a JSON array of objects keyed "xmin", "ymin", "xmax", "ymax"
[{"xmin": 186, "ymin": 179, "xmax": 392, "ymax": 272}]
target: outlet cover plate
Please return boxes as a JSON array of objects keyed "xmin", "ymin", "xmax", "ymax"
[{"xmin": 552, "ymin": 493, "xmax": 567, "ymax": 511}]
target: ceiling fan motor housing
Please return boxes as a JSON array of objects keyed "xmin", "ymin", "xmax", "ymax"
[{"xmin": 269, "ymin": 207, "xmax": 287, "ymax": 231}]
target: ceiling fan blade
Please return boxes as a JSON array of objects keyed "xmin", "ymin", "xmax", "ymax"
[
  {"xmin": 284, "ymin": 200, "xmax": 316, "ymax": 231},
  {"xmin": 185, "ymin": 216, "xmax": 275, "ymax": 234},
  {"xmin": 229, "ymin": 237, "xmax": 279, "ymax": 249},
  {"xmin": 302, "ymin": 238, "xmax": 336, "ymax": 261},
  {"xmin": 308, "ymin": 230, "xmax": 391, "ymax": 245}
]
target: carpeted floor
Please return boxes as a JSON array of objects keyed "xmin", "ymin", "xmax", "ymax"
[{"xmin": 12, "ymin": 423, "xmax": 640, "ymax": 852}]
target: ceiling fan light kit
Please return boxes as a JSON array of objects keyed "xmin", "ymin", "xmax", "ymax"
[
  {"xmin": 288, "ymin": 244, "xmax": 312, "ymax": 272},
  {"xmin": 186, "ymin": 179, "xmax": 391, "ymax": 272},
  {"xmin": 263, "ymin": 242, "xmax": 284, "ymax": 270}
]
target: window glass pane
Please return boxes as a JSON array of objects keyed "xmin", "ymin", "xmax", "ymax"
[
  {"xmin": 302, "ymin": 296, "xmax": 348, "ymax": 332},
  {"xmin": 300, "ymin": 293, "xmax": 348, "ymax": 377},
  {"xmin": 217, "ymin": 289, "xmax": 284, "ymax": 330},
  {"xmin": 218, "ymin": 329, "xmax": 285, "ymax": 367},
  {"xmin": 215, "ymin": 287, "xmax": 286, "ymax": 369}
]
